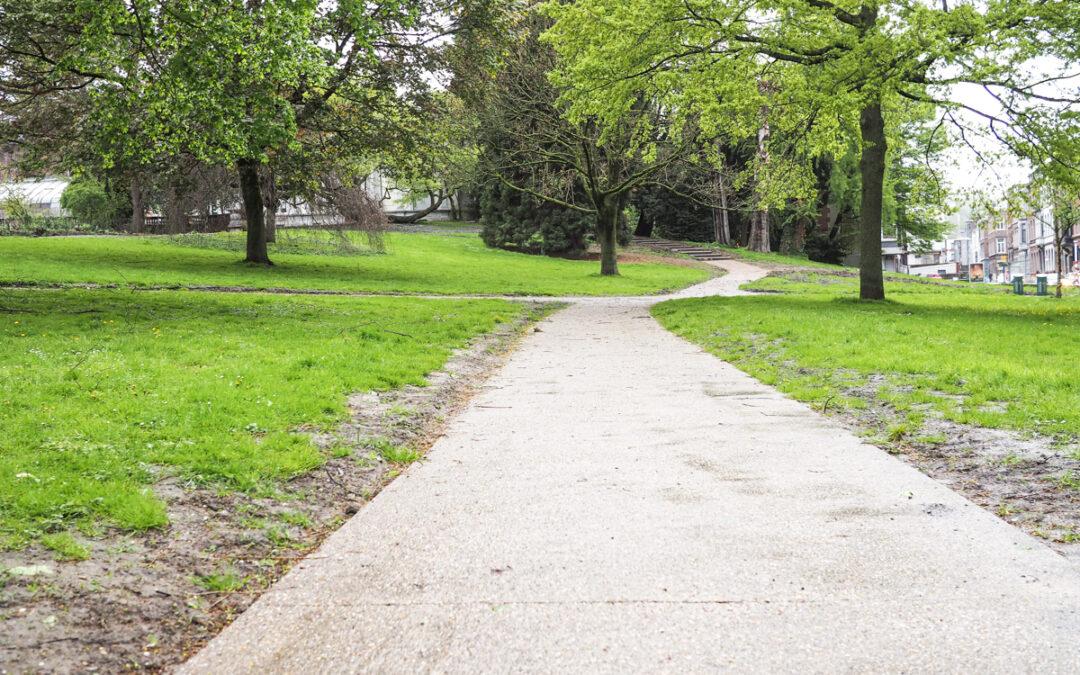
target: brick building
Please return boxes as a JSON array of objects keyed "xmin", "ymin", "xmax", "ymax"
[{"xmin": 979, "ymin": 203, "xmax": 1076, "ymax": 284}]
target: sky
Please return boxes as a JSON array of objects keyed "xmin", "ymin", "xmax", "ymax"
[{"xmin": 935, "ymin": 60, "xmax": 1079, "ymax": 206}]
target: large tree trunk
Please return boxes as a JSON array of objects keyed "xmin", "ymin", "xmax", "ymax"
[
  {"xmin": 749, "ymin": 84, "xmax": 772, "ymax": 253},
  {"xmin": 858, "ymin": 101, "xmax": 887, "ymax": 300},
  {"xmin": 780, "ymin": 209, "xmax": 807, "ymax": 254},
  {"xmin": 597, "ymin": 194, "xmax": 619, "ymax": 276},
  {"xmin": 130, "ymin": 176, "xmax": 144, "ymax": 233},
  {"xmin": 1055, "ymin": 234, "xmax": 1064, "ymax": 298},
  {"xmin": 238, "ymin": 158, "xmax": 271, "ymax": 265},
  {"xmin": 461, "ymin": 190, "xmax": 480, "ymax": 221},
  {"xmin": 264, "ymin": 205, "xmax": 277, "ymax": 243},
  {"xmin": 260, "ymin": 166, "xmax": 277, "ymax": 243},
  {"xmin": 164, "ymin": 184, "xmax": 186, "ymax": 234},
  {"xmin": 813, "ymin": 156, "xmax": 833, "ymax": 233},
  {"xmin": 387, "ymin": 191, "xmax": 445, "ymax": 224},
  {"xmin": 747, "ymin": 210, "xmax": 770, "ymax": 252},
  {"xmin": 713, "ymin": 166, "xmax": 732, "ymax": 246},
  {"xmin": 448, "ymin": 193, "xmax": 458, "ymax": 221},
  {"xmin": 793, "ymin": 210, "xmax": 808, "ymax": 252}
]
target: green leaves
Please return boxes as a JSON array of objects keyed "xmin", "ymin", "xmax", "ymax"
[{"xmin": 543, "ymin": 0, "xmax": 1080, "ymax": 198}]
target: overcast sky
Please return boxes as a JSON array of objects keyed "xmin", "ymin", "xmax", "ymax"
[{"xmin": 936, "ymin": 60, "xmax": 1079, "ymax": 206}]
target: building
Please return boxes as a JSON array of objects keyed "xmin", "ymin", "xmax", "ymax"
[
  {"xmin": 1072, "ymin": 222, "xmax": 1080, "ymax": 269},
  {"xmin": 977, "ymin": 201, "xmax": 1073, "ymax": 285},
  {"xmin": 979, "ymin": 219, "xmax": 1010, "ymax": 283},
  {"xmin": 903, "ymin": 208, "xmax": 981, "ymax": 280},
  {"xmin": 0, "ymin": 177, "xmax": 70, "ymax": 218},
  {"xmin": 880, "ymin": 237, "xmax": 908, "ymax": 273},
  {"xmin": 0, "ymin": 172, "xmax": 451, "ymax": 231}
]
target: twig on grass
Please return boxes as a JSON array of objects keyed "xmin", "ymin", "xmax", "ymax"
[{"xmin": 321, "ymin": 464, "xmax": 354, "ymax": 496}]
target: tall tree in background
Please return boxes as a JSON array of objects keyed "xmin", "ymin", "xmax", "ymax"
[
  {"xmin": 543, "ymin": 0, "xmax": 1080, "ymax": 299},
  {"xmin": 0, "ymin": 0, "xmax": 331, "ymax": 264},
  {"xmin": 0, "ymin": 0, "xmax": 492, "ymax": 264},
  {"xmin": 478, "ymin": 15, "xmax": 694, "ymax": 275},
  {"xmin": 1028, "ymin": 167, "xmax": 1080, "ymax": 299}
]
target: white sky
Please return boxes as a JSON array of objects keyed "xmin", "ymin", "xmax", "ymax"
[{"xmin": 935, "ymin": 60, "xmax": 1080, "ymax": 206}]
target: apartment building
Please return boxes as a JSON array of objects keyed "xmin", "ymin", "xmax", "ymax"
[
  {"xmin": 1073, "ymin": 222, "xmax": 1080, "ymax": 268},
  {"xmin": 979, "ymin": 223, "xmax": 1010, "ymax": 282},
  {"xmin": 978, "ymin": 202, "xmax": 1076, "ymax": 284},
  {"xmin": 905, "ymin": 208, "xmax": 982, "ymax": 279}
]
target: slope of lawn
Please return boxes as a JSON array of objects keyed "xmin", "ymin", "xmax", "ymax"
[
  {"xmin": 0, "ymin": 289, "xmax": 521, "ymax": 551},
  {"xmin": 0, "ymin": 232, "xmax": 710, "ymax": 296},
  {"xmin": 713, "ymin": 245, "xmax": 844, "ymax": 269},
  {"xmin": 653, "ymin": 271, "xmax": 1080, "ymax": 449}
]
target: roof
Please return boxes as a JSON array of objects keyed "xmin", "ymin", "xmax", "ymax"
[{"xmin": 0, "ymin": 177, "xmax": 70, "ymax": 207}]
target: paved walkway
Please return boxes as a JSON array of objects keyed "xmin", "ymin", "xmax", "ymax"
[{"xmin": 182, "ymin": 261, "xmax": 1080, "ymax": 673}]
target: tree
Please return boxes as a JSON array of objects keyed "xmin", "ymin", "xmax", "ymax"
[
  {"xmin": 478, "ymin": 13, "xmax": 698, "ymax": 275},
  {"xmin": 1027, "ymin": 172, "xmax": 1080, "ymax": 299},
  {"xmin": 634, "ymin": 180, "xmax": 714, "ymax": 243},
  {"xmin": 381, "ymin": 94, "xmax": 482, "ymax": 224},
  {"xmin": 542, "ymin": 0, "xmax": 1080, "ymax": 299},
  {"xmin": 59, "ymin": 177, "xmax": 117, "ymax": 228},
  {"xmin": 1047, "ymin": 191, "xmax": 1079, "ymax": 299},
  {"xmin": 1, "ymin": 0, "xmax": 489, "ymax": 264},
  {"xmin": 884, "ymin": 114, "xmax": 951, "ymax": 251},
  {"xmin": 480, "ymin": 179, "xmax": 592, "ymax": 256},
  {"xmin": 0, "ymin": 0, "xmax": 327, "ymax": 262}
]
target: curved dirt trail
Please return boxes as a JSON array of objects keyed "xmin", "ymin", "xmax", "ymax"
[{"xmin": 181, "ymin": 260, "xmax": 1080, "ymax": 673}]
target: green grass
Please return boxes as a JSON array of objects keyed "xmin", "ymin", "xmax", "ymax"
[
  {"xmin": 746, "ymin": 270, "xmax": 999, "ymax": 295},
  {"xmin": 0, "ymin": 232, "xmax": 708, "ymax": 296},
  {"xmin": 0, "ymin": 288, "xmax": 520, "ymax": 549},
  {"xmin": 40, "ymin": 532, "xmax": 90, "ymax": 561},
  {"xmin": 193, "ymin": 569, "xmax": 247, "ymax": 592},
  {"xmin": 364, "ymin": 437, "xmax": 421, "ymax": 465},
  {"xmin": 396, "ymin": 220, "xmax": 480, "ymax": 230},
  {"xmin": 653, "ymin": 271, "xmax": 1080, "ymax": 450}
]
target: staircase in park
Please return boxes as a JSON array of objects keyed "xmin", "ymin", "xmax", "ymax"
[{"xmin": 632, "ymin": 236, "xmax": 733, "ymax": 262}]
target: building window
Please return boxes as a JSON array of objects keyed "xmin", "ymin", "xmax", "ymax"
[
  {"xmin": 996, "ymin": 237, "xmax": 1006, "ymax": 254},
  {"xmin": 1020, "ymin": 222, "xmax": 1027, "ymax": 243}
]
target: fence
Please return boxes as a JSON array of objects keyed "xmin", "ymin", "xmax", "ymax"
[
  {"xmin": 127, "ymin": 213, "xmax": 232, "ymax": 234},
  {"xmin": 0, "ymin": 213, "xmax": 233, "ymax": 235},
  {"xmin": 0, "ymin": 215, "xmax": 90, "ymax": 235}
]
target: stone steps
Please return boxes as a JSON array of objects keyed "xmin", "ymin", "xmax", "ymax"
[{"xmin": 632, "ymin": 236, "xmax": 733, "ymax": 262}]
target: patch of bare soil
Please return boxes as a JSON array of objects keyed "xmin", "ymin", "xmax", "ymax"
[
  {"xmin": 576, "ymin": 247, "xmax": 721, "ymax": 272},
  {"xmin": 0, "ymin": 305, "xmax": 556, "ymax": 674},
  {"xmin": 765, "ymin": 268, "xmax": 985, "ymax": 288},
  {"xmin": 831, "ymin": 381, "xmax": 1080, "ymax": 561}
]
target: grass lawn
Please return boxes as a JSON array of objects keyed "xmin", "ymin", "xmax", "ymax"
[
  {"xmin": 394, "ymin": 220, "xmax": 480, "ymax": 230},
  {"xmin": 0, "ymin": 231, "xmax": 709, "ymax": 296},
  {"xmin": 0, "ymin": 288, "xmax": 521, "ymax": 552},
  {"xmin": 653, "ymin": 271, "xmax": 1080, "ymax": 452}
]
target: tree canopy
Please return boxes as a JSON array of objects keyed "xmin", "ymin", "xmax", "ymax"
[
  {"xmin": 542, "ymin": 0, "xmax": 1080, "ymax": 298},
  {"xmin": 0, "ymin": 0, "xmax": 496, "ymax": 262}
]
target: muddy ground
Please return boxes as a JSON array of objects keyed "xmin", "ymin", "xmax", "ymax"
[
  {"xmin": 744, "ymin": 268, "xmax": 1080, "ymax": 556},
  {"xmin": 835, "ymin": 387, "xmax": 1080, "ymax": 560},
  {"xmin": 0, "ymin": 305, "xmax": 554, "ymax": 674}
]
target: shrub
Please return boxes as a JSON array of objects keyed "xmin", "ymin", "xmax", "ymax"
[
  {"xmin": 0, "ymin": 191, "xmax": 37, "ymax": 229},
  {"xmin": 60, "ymin": 178, "xmax": 117, "ymax": 229},
  {"xmin": 479, "ymin": 181, "xmax": 591, "ymax": 257},
  {"xmin": 804, "ymin": 231, "xmax": 851, "ymax": 265}
]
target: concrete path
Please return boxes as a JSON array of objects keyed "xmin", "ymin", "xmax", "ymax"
[{"xmin": 182, "ymin": 261, "xmax": 1080, "ymax": 673}]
